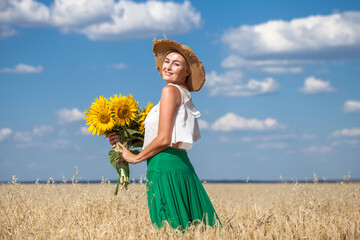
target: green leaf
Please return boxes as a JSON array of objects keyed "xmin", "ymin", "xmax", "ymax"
[
  {"xmin": 131, "ymin": 141, "xmax": 143, "ymax": 148},
  {"xmin": 127, "ymin": 128, "xmax": 141, "ymax": 135},
  {"xmin": 108, "ymin": 150, "xmax": 122, "ymax": 169},
  {"xmin": 109, "ymin": 149, "xmax": 130, "ymax": 191},
  {"xmin": 131, "ymin": 149, "xmax": 141, "ymax": 155}
]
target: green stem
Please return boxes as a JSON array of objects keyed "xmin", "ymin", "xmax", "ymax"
[
  {"xmin": 114, "ymin": 138, "xmax": 130, "ymax": 191},
  {"xmin": 114, "ymin": 176, "xmax": 120, "ymax": 195}
]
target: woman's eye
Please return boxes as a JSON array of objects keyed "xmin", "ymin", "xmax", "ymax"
[
  {"xmin": 164, "ymin": 60, "xmax": 170, "ymax": 63},
  {"xmin": 174, "ymin": 63, "xmax": 180, "ymax": 67}
]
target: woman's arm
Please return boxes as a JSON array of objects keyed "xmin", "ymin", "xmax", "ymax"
[{"xmin": 116, "ymin": 85, "xmax": 181, "ymax": 164}]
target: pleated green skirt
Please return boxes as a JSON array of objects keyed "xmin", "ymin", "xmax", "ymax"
[{"xmin": 146, "ymin": 147, "xmax": 222, "ymax": 230}]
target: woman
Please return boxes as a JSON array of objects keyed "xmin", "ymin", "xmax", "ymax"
[{"xmin": 108, "ymin": 39, "xmax": 221, "ymax": 230}]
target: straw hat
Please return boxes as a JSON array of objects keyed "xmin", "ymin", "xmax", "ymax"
[{"xmin": 152, "ymin": 39, "xmax": 205, "ymax": 92}]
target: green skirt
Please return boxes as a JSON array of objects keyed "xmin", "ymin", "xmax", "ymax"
[{"xmin": 146, "ymin": 147, "xmax": 222, "ymax": 230}]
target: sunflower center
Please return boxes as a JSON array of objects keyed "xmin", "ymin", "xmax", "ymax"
[
  {"xmin": 99, "ymin": 113, "xmax": 110, "ymax": 123},
  {"xmin": 117, "ymin": 106, "xmax": 130, "ymax": 118}
]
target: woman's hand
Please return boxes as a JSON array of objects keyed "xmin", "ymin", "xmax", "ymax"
[
  {"xmin": 115, "ymin": 142, "xmax": 139, "ymax": 164},
  {"xmin": 108, "ymin": 132, "xmax": 119, "ymax": 148}
]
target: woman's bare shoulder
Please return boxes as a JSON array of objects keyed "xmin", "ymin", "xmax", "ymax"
[{"xmin": 160, "ymin": 85, "xmax": 181, "ymax": 106}]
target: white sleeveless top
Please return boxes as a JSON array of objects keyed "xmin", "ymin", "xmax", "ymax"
[{"xmin": 142, "ymin": 83, "xmax": 201, "ymax": 150}]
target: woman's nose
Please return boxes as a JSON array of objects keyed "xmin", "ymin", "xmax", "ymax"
[{"xmin": 166, "ymin": 63, "xmax": 172, "ymax": 70}]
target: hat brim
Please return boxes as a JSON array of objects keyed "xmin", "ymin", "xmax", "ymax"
[{"xmin": 152, "ymin": 39, "xmax": 205, "ymax": 92}]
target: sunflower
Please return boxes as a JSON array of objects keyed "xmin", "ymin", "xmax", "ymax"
[
  {"xmin": 109, "ymin": 94, "xmax": 139, "ymax": 126},
  {"xmin": 139, "ymin": 102, "xmax": 153, "ymax": 134},
  {"xmin": 84, "ymin": 96, "xmax": 115, "ymax": 136}
]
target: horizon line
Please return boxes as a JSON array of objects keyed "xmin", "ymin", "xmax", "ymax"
[{"xmin": 2, "ymin": 178, "xmax": 359, "ymax": 184}]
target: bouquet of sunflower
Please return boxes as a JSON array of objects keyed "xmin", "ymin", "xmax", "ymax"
[{"xmin": 84, "ymin": 94, "xmax": 153, "ymax": 195}]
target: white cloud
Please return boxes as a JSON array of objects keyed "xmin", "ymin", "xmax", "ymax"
[
  {"xmin": 299, "ymin": 76, "xmax": 335, "ymax": 94},
  {"xmin": 206, "ymin": 70, "xmax": 241, "ymax": 87},
  {"xmin": 258, "ymin": 134, "xmax": 296, "ymax": 141},
  {"xmin": 257, "ymin": 142, "xmax": 288, "ymax": 150},
  {"xmin": 218, "ymin": 11, "xmax": 360, "ymax": 79},
  {"xmin": 48, "ymin": 139, "xmax": 80, "ymax": 150},
  {"xmin": 211, "ymin": 113, "xmax": 283, "ymax": 131},
  {"xmin": 14, "ymin": 125, "xmax": 53, "ymax": 142},
  {"xmin": 221, "ymin": 55, "xmax": 314, "ymax": 74},
  {"xmin": 0, "ymin": 0, "xmax": 50, "ymax": 26},
  {"xmin": 332, "ymin": 128, "xmax": 360, "ymax": 138},
  {"xmin": 14, "ymin": 131, "xmax": 33, "ymax": 143},
  {"xmin": 33, "ymin": 125, "xmax": 53, "ymax": 136},
  {"xmin": 13, "ymin": 125, "xmax": 53, "ymax": 145},
  {"xmin": 302, "ymin": 146, "xmax": 332, "ymax": 153},
  {"xmin": 302, "ymin": 134, "xmax": 316, "ymax": 140},
  {"xmin": 239, "ymin": 137, "xmax": 253, "ymax": 142},
  {"xmin": 58, "ymin": 129, "xmax": 68, "ymax": 137},
  {"xmin": 0, "ymin": 63, "xmax": 43, "ymax": 73},
  {"xmin": 343, "ymin": 100, "xmax": 360, "ymax": 113},
  {"xmin": 221, "ymin": 11, "xmax": 360, "ymax": 58},
  {"xmin": 206, "ymin": 70, "xmax": 279, "ymax": 97},
  {"xmin": 0, "ymin": 25, "xmax": 18, "ymax": 38},
  {"xmin": 261, "ymin": 67, "xmax": 303, "ymax": 74},
  {"xmin": 0, "ymin": 0, "xmax": 202, "ymax": 41},
  {"xmin": 239, "ymin": 134, "xmax": 297, "ymax": 142},
  {"xmin": 80, "ymin": 126, "xmax": 91, "ymax": 135},
  {"xmin": 219, "ymin": 136, "xmax": 229, "ymax": 143},
  {"xmin": 331, "ymin": 139, "xmax": 360, "ymax": 147},
  {"xmin": 109, "ymin": 62, "xmax": 128, "ymax": 70},
  {"xmin": 0, "ymin": 128, "xmax": 12, "ymax": 141},
  {"xmin": 79, "ymin": 1, "xmax": 202, "ymax": 41},
  {"xmin": 58, "ymin": 108, "xmax": 85, "ymax": 124},
  {"xmin": 10, "ymin": 125, "xmax": 82, "ymax": 149},
  {"xmin": 237, "ymin": 134, "xmax": 296, "ymax": 144},
  {"xmin": 222, "ymin": 55, "xmax": 321, "ymax": 69},
  {"xmin": 197, "ymin": 119, "xmax": 209, "ymax": 130},
  {"xmin": 51, "ymin": 0, "xmax": 114, "ymax": 28}
]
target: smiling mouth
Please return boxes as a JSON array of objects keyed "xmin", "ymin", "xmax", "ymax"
[{"xmin": 164, "ymin": 71, "xmax": 173, "ymax": 76}]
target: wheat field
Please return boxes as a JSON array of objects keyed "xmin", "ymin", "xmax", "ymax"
[{"xmin": 1, "ymin": 178, "xmax": 359, "ymax": 239}]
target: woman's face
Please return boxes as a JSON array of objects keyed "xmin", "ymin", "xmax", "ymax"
[{"xmin": 162, "ymin": 52, "xmax": 189, "ymax": 85}]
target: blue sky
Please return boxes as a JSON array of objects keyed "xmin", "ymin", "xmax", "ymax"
[{"xmin": 1, "ymin": 0, "xmax": 359, "ymax": 182}]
